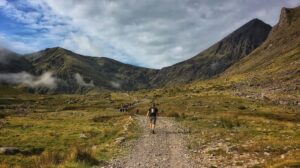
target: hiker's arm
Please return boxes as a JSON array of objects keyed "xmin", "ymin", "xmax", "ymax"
[{"xmin": 146, "ymin": 110, "xmax": 149, "ymax": 116}]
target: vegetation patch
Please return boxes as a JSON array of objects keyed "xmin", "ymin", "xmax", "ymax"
[
  {"xmin": 0, "ymin": 89, "xmax": 139, "ymax": 167},
  {"xmin": 218, "ymin": 115, "xmax": 241, "ymax": 129}
]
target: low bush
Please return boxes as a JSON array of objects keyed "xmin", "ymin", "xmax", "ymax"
[
  {"xmin": 34, "ymin": 147, "xmax": 99, "ymax": 167},
  {"xmin": 67, "ymin": 147, "xmax": 99, "ymax": 166},
  {"xmin": 0, "ymin": 112, "xmax": 6, "ymax": 119},
  {"xmin": 219, "ymin": 116, "xmax": 241, "ymax": 129},
  {"xmin": 21, "ymin": 147, "xmax": 44, "ymax": 156},
  {"xmin": 60, "ymin": 106, "xmax": 84, "ymax": 111},
  {"xmin": 92, "ymin": 115, "xmax": 116, "ymax": 122},
  {"xmin": 238, "ymin": 105, "xmax": 247, "ymax": 110},
  {"xmin": 167, "ymin": 112, "xmax": 180, "ymax": 118},
  {"xmin": 34, "ymin": 150, "xmax": 65, "ymax": 167},
  {"xmin": 180, "ymin": 112, "xmax": 186, "ymax": 119}
]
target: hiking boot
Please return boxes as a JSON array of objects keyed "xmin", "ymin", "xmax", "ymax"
[{"xmin": 152, "ymin": 130, "xmax": 155, "ymax": 134}]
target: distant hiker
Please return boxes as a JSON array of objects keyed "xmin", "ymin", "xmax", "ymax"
[
  {"xmin": 136, "ymin": 109, "xmax": 139, "ymax": 114},
  {"xmin": 146, "ymin": 103, "xmax": 159, "ymax": 134},
  {"xmin": 124, "ymin": 104, "xmax": 128, "ymax": 112}
]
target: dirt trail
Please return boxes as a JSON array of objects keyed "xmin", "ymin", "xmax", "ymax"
[{"xmin": 108, "ymin": 116, "xmax": 195, "ymax": 168}]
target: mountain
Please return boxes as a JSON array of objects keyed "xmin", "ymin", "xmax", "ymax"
[
  {"xmin": 150, "ymin": 19, "xmax": 272, "ymax": 87},
  {"xmin": 223, "ymin": 6, "xmax": 300, "ymax": 91},
  {"xmin": 0, "ymin": 48, "xmax": 33, "ymax": 73},
  {"xmin": 0, "ymin": 17, "xmax": 274, "ymax": 93},
  {"xmin": 25, "ymin": 47, "xmax": 158, "ymax": 92}
]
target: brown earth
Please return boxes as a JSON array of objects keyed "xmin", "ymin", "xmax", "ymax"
[{"xmin": 107, "ymin": 116, "xmax": 195, "ymax": 168}]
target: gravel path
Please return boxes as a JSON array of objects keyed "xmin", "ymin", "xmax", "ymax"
[{"xmin": 107, "ymin": 116, "xmax": 195, "ymax": 168}]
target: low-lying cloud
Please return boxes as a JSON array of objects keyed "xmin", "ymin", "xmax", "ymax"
[
  {"xmin": 0, "ymin": 71, "xmax": 57, "ymax": 89},
  {"xmin": 110, "ymin": 81, "xmax": 121, "ymax": 89},
  {"xmin": 74, "ymin": 73, "xmax": 94, "ymax": 87}
]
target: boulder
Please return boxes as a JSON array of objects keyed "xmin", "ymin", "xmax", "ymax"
[
  {"xmin": 115, "ymin": 137, "xmax": 125, "ymax": 144},
  {"xmin": 0, "ymin": 147, "xmax": 20, "ymax": 155}
]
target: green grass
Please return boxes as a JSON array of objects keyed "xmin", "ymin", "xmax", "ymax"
[
  {"xmin": 1, "ymin": 63, "xmax": 299, "ymax": 168},
  {"xmin": 0, "ymin": 87, "xmax": 139, "ymax": 167},
  {"xmin": 131, "ymin": 77, "xmax": 300, "ymax": 167}
]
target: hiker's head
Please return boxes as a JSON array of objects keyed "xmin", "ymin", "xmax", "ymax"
[{"xmin": 152, "ymin": 103, "xmax": 156, "ymax": 107}]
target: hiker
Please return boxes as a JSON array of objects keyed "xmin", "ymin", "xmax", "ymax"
[{"xmin": 146, "ymin": 103, "xmax": 159, "ymax": 134}]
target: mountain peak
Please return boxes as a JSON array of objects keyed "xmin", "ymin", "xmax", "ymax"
[
  {"xmin": 267, "ymin": 5, "xmax": 300, "ymax": 43},
  {"xmin": 278, "ymin": 7, "xmax": 293, "ymax": 27},
  {"xmin": 44, "ymin": 46, "xmax": 68, "ymax": 53},
  {"xmin": 276, "ymin": 6, "xmax": 300, "ymax": 29},
  {"xmin": 224, "ymin": 5, "xmax": 300, "ymax": 76},
  {"xmin": 39, "ymin": 46, "xmax": 82, "ymax": 58},
  {"xmin": 248, "ymin": 18, "xmax": 266, "ymax": 24},
  {"xmin": 229, "ymin": 18, "xmax": 271, "ymax": 37},
  {"xmin": 151, "ymin": 17, "xmax": 272, "ymax": 86},
  {"xmin": 248, "ymin": 18, "xmax": 271, "ymax": 28}
]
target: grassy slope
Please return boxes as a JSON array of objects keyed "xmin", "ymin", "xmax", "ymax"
[
  {"xmin": 130, "ymin": 6, "xmax": 300, "ymax": 167},
  {"xmin": 131, "ymin": 80, "xmax": 300, "ymax": 167},
  {"xmin": 0, "ymin": 87, "xmax": 139, "ymax": 167},
  {"xmin": 26, "ymin": 47, "xmax": 158, "ymax": 92},
  {"xmin": 222, "ymin": 6, "xmax": 300, "ymax": 103}
]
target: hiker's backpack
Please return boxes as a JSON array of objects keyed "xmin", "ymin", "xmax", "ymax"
[{"xmin": 149, "ymin": 107, "xmax": 157, "ymax": 116}]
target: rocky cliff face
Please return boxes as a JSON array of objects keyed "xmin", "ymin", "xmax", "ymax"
[
  {"xmin": 225, "ymin": 6, "xmax": 300, "ymax": 75},
  {"xmin": 275, "ymin": 7, "xmax": 293, "ymax": 31},
  {"xmin": 266, "ymin": 7, "xmax": 300, "ymax": 46},
  {"xmin": 150, "ymin": 19, "xmax": 271, "ymax": 87}
]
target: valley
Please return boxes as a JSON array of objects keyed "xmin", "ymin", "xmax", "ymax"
[
  {"xmin": 0, "ymin": 77, "xmax": 299, "ymax": 167},
  {"xmin": 0, "ymin": 4, "xmax": 299, "ymax": 168}
]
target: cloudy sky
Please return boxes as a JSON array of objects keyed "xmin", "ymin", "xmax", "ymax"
[{"xmin": 0, "ymin": 0, "xmax": 299, "ymax": 68}]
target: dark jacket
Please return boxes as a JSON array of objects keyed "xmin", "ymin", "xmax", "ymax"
[{"xmin": 148, "ymin": 107, "xmax": 158, "ymax": 117}]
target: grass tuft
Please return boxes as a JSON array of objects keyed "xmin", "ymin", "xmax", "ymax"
[
  {"xmin": 66, "ymin": 147, "xmax": 99, "ymax": 166},
  {"xmin": 219, "ymin": 115, "xmax": 241, "ymax": 129},
  {"xmin": 34, "ymin": 150, "xmax": 65, "ymax": 167},
  {"xmin": 166, "ymin": 111, "xmax": 180, "ymax": 118}
]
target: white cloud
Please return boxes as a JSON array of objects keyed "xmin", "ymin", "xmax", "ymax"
[
  {"xmin": 0, "ymin": 71, "xmax": 57, "ymax": 89},
  {"xmin": 0, "ymin": 0, "xmax": 73, "ymax": 53},
  {"xmin": 1, "ymin": 0, "xmax": 300, "ymax": 68},
  {"xmin": 74, "ymin": 73, "xmax": 94, "ymax": 87},
  {"xmin": 0, "ymin": 33, "xmax": 38, "ymax": 53},
  {"xmin": 110, "ymin": 81, "xmax": 121, "ymax": 89},
  {"xmin": 0, "ymin": 0, "xmax": 7, "ymax": 7}
]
